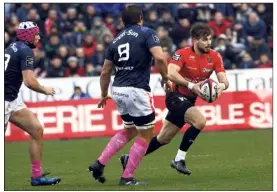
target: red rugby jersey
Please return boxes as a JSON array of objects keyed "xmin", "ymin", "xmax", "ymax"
[{"xmin": 169, "ymin": 46, "xmax": 225, "ymax": 98}]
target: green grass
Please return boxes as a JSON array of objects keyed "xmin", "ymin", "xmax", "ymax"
[{"xmin": 4, "ymin": 129, "xmax": 273, "ymax": 191}]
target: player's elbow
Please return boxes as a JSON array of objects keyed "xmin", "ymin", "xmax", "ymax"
[
  {"xmin": 100, "ymin": 66, "xmax": 113, "ymax": 77},
  {"xmin": 23, "ymin": 78, "xmax": 35, "ymax": 88},
  {"xmin": 167, "ymin": 70, "xmax": 175, "ymax": 80},
  {"xmin": 154, "ymin": 55, "xmax": 166, "ymax": 64},
  {"xmin": 100, "ymin": 70, "xmax": 111, "ymax": 78},
  {"xmin": 24, "ymin": 80, "xmax": 32, "ymax": 88},
  {"xmin": 22, "ymin": 70, "xmax": 36, "ymax": 89}
]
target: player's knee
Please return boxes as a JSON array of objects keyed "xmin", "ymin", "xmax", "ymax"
[
  {"xmin": 137, "ymin": 127, "xmax": 154, "ymax": 143},
  {"xmin": 37, "ymin": 125, "xmax": 44, "ymax": 137},
  {"xmin": 124, "ymin": 127, "xmax": 137, "ymax": 139},
  {"xmin": 157, "ymin": 135, "xmax": 172, "ymax": 145},
  {"xmin": 157, "ymin": 131, "xmax": 174, "ymax": 144},
  {"xmin": 191, "ymin": 115, "xmax": 206, "ymax": 130},
  {"xmin": 31, "ymin": 124, "xmax": 43, "ymax": 140}
]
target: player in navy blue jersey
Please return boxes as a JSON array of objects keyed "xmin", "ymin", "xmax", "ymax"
[
  {"xmin": 5, "ymin": 21, "xmax": 61, "ymax": 186},
  {"xmin": 88, "ymin": 5, "xmax": 171, "ymax": 186}
]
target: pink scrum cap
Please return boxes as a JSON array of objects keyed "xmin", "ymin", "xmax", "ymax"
[{"xmin": 16, "ymin": 21, "xmax": 39, "ymax": 44}]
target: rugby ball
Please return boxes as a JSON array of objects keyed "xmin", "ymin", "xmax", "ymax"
[{"xmin": 200, "ymin": 79, "xmax": 218, "ymax": 103}]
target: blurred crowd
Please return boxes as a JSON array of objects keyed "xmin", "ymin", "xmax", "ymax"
[{"xmin": 5, "ymin": 3, "xmax": 273, "ymax": 78}]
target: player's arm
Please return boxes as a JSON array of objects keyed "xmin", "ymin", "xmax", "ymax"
[
  {"xmin": 167, "ymin": 51, "xmax": 193, "ymax": 89},
  {"xmin": 100, "ymin": 59, "xmax": 113, "ymax": 97},
  {"xmin": 146, "ymin": 30, "xmax": 168, "ymax": 81},
  {"xmin": 21, "ymin": 49, "xmax": 54, "ymax": 95},
  {"xmin": 149, "ymin": 46, "xmax": 168, "ymax": 81},
  {"xmin": 167, "ymin": 51, "xmax": 204, "ymax": 98},
  {"xmin": 168, "ymin": 63, "xmax": 203, "ymax": 98},
  {"xmin": 216, "ymin": 72, "xmax": 229, "ymax": 90},
  {"xmin": 167, "ymin": 64, "xmax": 191, "ymax": 88},
  {"xmin": 214, "ymin": 52, "xmax": 229, "ymax": 92},
  {"xmin": 23, "ymin": 70, "xmax": 47, "ymax": 94}
]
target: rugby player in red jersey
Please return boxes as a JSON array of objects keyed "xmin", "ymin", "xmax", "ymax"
[{"xmin": 120, "ymin": 23, "xmax": 229, "ymax": 175}]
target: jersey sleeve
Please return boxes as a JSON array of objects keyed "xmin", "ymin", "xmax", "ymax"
[
  {"xmin": 168, "ymin": 49, "xmax": 184, "ymax": 68},
  {"xmin": 20, "ymin": 47, "xmax": 35, "ymax": 71},
  {"xmin": 105, "ymin": 44, "xmax": 113, "ymax": 61},
  {"xmin": 145, "ymin": 29, "xmax": 161, "ymax": 49},
  {"xmin": 214, "ymin": 52, "xmax": 225, "ymax": 73}
]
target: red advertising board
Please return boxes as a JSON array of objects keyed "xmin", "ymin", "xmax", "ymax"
[{"xmin": 5, "ymin": 90, "xmax": 272, "ymax": 142}]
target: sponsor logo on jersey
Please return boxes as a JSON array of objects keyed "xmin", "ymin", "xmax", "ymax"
[
  {"xmin": 189, "ymin": 55, "xmax": 195, "ymax": 60},
  {"xmin": 172, "ymin": 53, "xmax": 181, "ymax": 61},
  {"xmin": 203, "ymin": 68, "xmax": 212, "ymax": 72},
  {"xmin": 11, "ymin": 43, "xmax": 18, "ymax": 52},
  {"xmin": 26, "ymin": 56, "xmax": 34, "ymax": 67},
  {"xmin": 152, "ymin": 34, "xmax": 160, "ymax": 42},
  {"xmin": 178, "ymin": 97, "xmax": 187, "ymax": 101}
]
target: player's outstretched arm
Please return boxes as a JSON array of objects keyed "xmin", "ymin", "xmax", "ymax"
[
  {"xmin": 22, "ymin": 70, "xmax": 54, "ymax": 95},
  {"xmin": 149, "ymin": 46, "xmax": 168, "ymax": 81},
  {"xmin": 100, "ymin": 59, "xmax": 113, "ymax": 97}
]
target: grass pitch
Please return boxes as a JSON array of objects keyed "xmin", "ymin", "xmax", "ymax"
[{"xmin": 4, "ymin": 129, "xmax": 273, "ymax": 191}]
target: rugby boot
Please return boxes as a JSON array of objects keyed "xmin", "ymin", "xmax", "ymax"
[
  {"xmin": 171, "ymin": 159, "xmax": 192, "ymax": 175},
  {"xmin": 31, "ymin": 172, "xmax": 61, "ymax": 186},
  {"xmin": 88, "ymin": 160, "xmax": 106, "ymax": 183},
  {"xmin": 119, "ymin": 177, "xmax": 148, "ymax": 186}
]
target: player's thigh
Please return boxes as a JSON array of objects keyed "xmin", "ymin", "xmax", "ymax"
[
  {"xmin": 184, "ymin": 107, "xmax": 206, "ymax": 129},
  {"xmin": 111, "ymin": 87, "xmax": 138, "ymax": 137},
  {"xmin": 127, "ymin": 87, "xmax": 155, "ymax": 118},
  {"xmin": 165, "ymin": 91, "xmax": 194, "ymax": 129},
  {"xmin": 157, "ymin": 119, "xmax": 180, "ymax": 144},
  {"xmin": 121, "ymin": 114, "xmax": 137, "ymax": 138},
  {"xmin": 136, "ymin": 127, "xmax": 154, "ymax": 143},
  {"xmin": 132, "ymin": 111, "xmax": 155, "ymax": 141},
  {"xmin": 126, "ymin": 88, "xmax": 155, "ymax": 140},
  {"xmin": 112, "ymin": 86, "xmax": 132, "ymax": 124},
  {"xmin": 113, "ymin": 87, "xmax": 155, "ymax": 141},
  {"xmin": 5, "ymin": 98, "xmax": 29, "ymax": 132},
  {"xmin": 9, "ymin": 107, "xmax": 43, "ymax": 139},
  {"xmin": 111, "ymin": 87, "xmax": 129, "ymax": 115}
]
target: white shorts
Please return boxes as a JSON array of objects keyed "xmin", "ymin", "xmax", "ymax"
[
  {"xmin": 111, "ymin": 86, "xmax": 155, "ymax": 129},
  {"xmin": 5, "ymin": 97, "xmax": 26, "ymax": 125}
]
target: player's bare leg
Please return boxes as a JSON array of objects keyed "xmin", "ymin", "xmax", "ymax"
[
  {"xmin": 171, "ymin": 106, "xmax": 206, "ymax": 175},
  {"xmin": 9, "ymin": 108, "xmax": 61, "ymax": 186},
  {"xmin": 119, "ymin": 126, "xmax": 154, "ymax": 186},
  {"xmin": 88, "ymin": 126, "xmax": 137, "ymax": 183}
]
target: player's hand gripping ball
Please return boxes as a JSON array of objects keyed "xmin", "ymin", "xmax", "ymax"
[{"xmin": 200, "ymin": 79, "xmax": 219, "ymax": 103}]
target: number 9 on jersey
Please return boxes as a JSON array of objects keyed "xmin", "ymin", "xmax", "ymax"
[{"xmin": 118, "ymin": 43, "xmax": 130, "ymax": 62}]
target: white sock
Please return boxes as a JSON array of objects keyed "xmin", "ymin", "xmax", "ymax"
[{"xmin": 175, "ymin": 149, "xmax": 187, "ymax": 162}]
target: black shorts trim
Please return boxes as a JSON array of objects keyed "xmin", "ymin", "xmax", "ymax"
[
  {"xmin": 121, "ymin": 112, "xmax": 155, "ymax": 127},
  {"xmin": 132, "ymin": 112, "xmax": 155, "ymax": 126}
]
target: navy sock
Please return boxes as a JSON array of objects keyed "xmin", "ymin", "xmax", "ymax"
[
  {"xmin": 179, "ymin": 125, "xmax": 201, "ymax": 152},
  {"xmin": 145, "ymin": 136, "xmax": 165, "ymax": 156}
]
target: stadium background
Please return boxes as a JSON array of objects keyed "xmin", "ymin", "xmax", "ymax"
[{"xmin": 4, "ymin": 3, "xmax": 273, "ymax": 190}]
